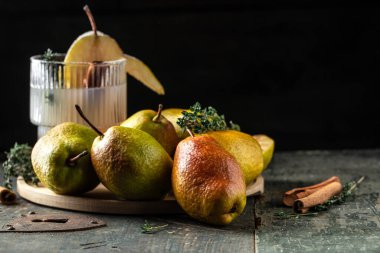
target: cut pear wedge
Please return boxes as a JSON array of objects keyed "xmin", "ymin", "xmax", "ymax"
[
  {"xmin": 253, "ymin": 134, "xmax": 275, "ymax": 170},
  {"xmin": 63, "ymin": 5, "xmax": 165, "ymax": 94},
  {"xmin": 123, "ymin": 54, "xmax": 165, "ymax": 95}
]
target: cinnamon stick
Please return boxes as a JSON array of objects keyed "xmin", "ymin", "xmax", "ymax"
[
  {"xmin": 293, "ymin": 181, "xmax": 342, "ymax": 213},
  {"xmin": 0, "ymin": 186, "xmax": 16, "ymax": 205},
  {"xmin": 283, "ymin": 176, "xmax": 340, "ymax": 206}
]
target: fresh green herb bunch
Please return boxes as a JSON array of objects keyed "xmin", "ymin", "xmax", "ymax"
[
  {"xmin": 43, "ymin": 48, "xmax": 56, "ymax": 61},
  {"xmin": 1, "ymin": 143, "xmax": 39, "ymax": 189},
  {"xmin": 177, "ymin": 102, "xmax": 240, "ymax": 134}
]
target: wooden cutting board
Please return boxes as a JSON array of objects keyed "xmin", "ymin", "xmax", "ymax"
[{"xmin": 17, "ymin": 176, "xmax": 264, "ymax": 214}]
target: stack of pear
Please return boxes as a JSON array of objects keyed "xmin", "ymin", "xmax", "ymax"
[
  {"xmin": 171, "ymin": 128, "xmax": 275, "ymax": 225},
  {"xmin": 172, "ymin": 133, "xmax": 246, "ymax": 225}
]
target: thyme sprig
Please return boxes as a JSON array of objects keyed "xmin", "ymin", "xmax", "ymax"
[
  {"xmin": 177, "ymin": 102, "xmax": 240, "ymax": 134},
  {"xmin": 311, "ymin": 176, "xmax": 365, "ymax": 211},
  {"xmin": 141, "ymin": 220, "xmax": 169, "ymax": 234},
  {"xmin": 43, "ymin": 48, "xmax": 56, "ymax": 61},
  {"xmin": 274, "ymin": 211, "xmax": 318, "ymax": 219},
  {"xmin": 274, "ymin": 176, "xmax": 365, "ymax": 219},
  {"xmin": 1, "ymin": 143, "xmax": 39, "ymax": 189}
]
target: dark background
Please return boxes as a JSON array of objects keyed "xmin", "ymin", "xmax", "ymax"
[{"xmin": 0, "ymin": 1, "xmax": 379, "ymax": 152}]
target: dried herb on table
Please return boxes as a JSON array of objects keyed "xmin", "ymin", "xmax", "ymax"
[
  {"xmin": 274, "ymin": 211, "xmax": 318, "ymax": 219},
  {"xmin": 141, "ymin": 220, "xmax": 169, "ymax": 234},
  {"xmin": 311, "ymin": 176, "xmax": 365, "ymax": 212},
  {"xmin": 177, "ymin": 102, "xmax": 240, "ymax": 134},
  {"xmin": 1, "ymin": 143, "xmax": 39, "ymax": 189}
]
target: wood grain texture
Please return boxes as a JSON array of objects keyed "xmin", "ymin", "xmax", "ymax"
[
  {"xmin": 16, "ymin": 176, "xmax": 264, "ymax": 214},
  {"xmin": 0, "ymin": 188, "xmax": 256, "ymax": 252},
  {"xmin": 255, "ymin": 150, "xmax": 380, "ymax": 253},
  {"xmin": 1, "ymin": 150, "xmax": 380, "ymax": 252},
  {"xmin": 0, "ymin": 214, "xmax": 106, "ymax": 233}
]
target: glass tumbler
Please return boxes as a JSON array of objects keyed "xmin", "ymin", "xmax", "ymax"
[{"xmin": 30, "ymin": 54, "xmax": 127, "ymax": 138}]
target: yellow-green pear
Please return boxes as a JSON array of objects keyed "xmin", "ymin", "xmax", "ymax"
[
  {"xmin": 161, "ymin": 108, "xmax": 190, "ymax": 139},
  {"xmin": 121, "ymin": 104, "xmax": 179, "ymax": 156},
  {"xmin": 91, "ymin": 126, "xmax": 173, "ymax": 200},
  {"xmin": 31, "ymin": 122, "xmax": 99, "ymax": 195},
  {"xmin": 253, "ymin": 134, "xmax": 275, "ymax": 169},
  {"xmin": 205, "ymin": 130, "xmax": 264, "ymax": 185}
]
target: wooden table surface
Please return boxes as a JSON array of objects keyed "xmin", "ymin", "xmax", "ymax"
[{"xmin": 0, "ymin": 149, "xmax": 379, "ymax": 252}]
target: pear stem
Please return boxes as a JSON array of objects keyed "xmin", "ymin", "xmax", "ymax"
[
  {"xmin": 84, "ymin": 62, "xmax": 94, "ymax": 88},
  {"xmin": 83, "ymin": 5, "xmax": 97, "ymax": 37},
  {"xmin": 152, "ymin": 104, "xmax": 164, "ymax": 122},
  {"xmin": 75, "ymin": 104, "xmax": 104, "ymax": 137},
  {"xmin": 186, "ymin": 128, "xmax": 195, "ymax": 138},
  {"xmin": 67, "ymin": 150, "xmax": 89, "ymax": 167}
]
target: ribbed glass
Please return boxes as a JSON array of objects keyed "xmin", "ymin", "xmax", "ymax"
[{"xmin": 30, "ymin": 54, "xmax": 127, "ymax": 138}]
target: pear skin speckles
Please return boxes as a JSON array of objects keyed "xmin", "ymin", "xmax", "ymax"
[{"xmin": 172, "ymin": 135, "xmax": 246, "ymax": 225}]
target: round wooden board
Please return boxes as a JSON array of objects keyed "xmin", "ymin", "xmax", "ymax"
[{"xmin": 17, "ymin": 175, "xmax": 264, "ymax": 214}]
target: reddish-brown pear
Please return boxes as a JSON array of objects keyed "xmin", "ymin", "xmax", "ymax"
[{"xmin": 172, "ymin": 134, "xmax": 246, "ymax": 225}]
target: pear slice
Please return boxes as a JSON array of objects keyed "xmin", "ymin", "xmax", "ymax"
[
  {"xmin": 253, "ymin": 134, "xmax": 275, "ymax": 169},
  {"xmin": 123, "ymin": 54, "xmax": 165, "ymax": 95},
  {"xmin": 64, "ymin": 5, "xmax": 165, "ymax": 94}
]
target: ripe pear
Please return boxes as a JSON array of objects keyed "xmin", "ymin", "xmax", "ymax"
[
  {"xmin": 253, "ymin": 134, "xmax": 275, "ymax": 169},
  {"xmin": 31, "ymin": 122, "xmax": 99, "ymax": 195},
  {"xmin": 120, "ymin": 104, "xmax": 179, "ymax": 156},
  {"xmin": 64, "ymin": 5, "xmax": 164, "ymax": 94},
  {"xmin": 161, "ymin": 108, "xmax": 190, "ymax": 139},
  {"xmin": 172, "ymin": 134, "xmax": 246, "ymax": 225},
  {"xmin": 205, "ymin": 130, "xmax": 264, "ymax": 185},
  {"xmin": 91, "ymin": 126, "xmax": 173, "ymax": 200}
]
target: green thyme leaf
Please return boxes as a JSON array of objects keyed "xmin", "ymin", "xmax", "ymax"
[
  {"xmin": 141, "ymin": 220, "xmax": 169, "ymax": 234},
  {"xmin": 274, "ymin": 211, "xmax": 318, "ymax": 219},
  {"xmin": 176, "ymin": 102, "xmax": 240, "ymax": 134},
  {"xmin": 1, "ymin": 143, "xmax": 39, "ymax": 189},
  {"xmin": 43, "ymin": 48, "xmax": 55, "ymax": 61}
]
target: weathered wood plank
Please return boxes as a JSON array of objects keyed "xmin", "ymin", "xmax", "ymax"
[
  {"xmin": 255, "ymin": 150, "xmax": 380, "ymax": 253},
  {"xmin": 0, "ymin": 170, "xmax": 255, "ymax": 253},
  {"xmin": 15, "ymin": 175, "xmax": 262, "ymax": 215},
  {"xmin": 1, "ymin": 149, "xmax": 379, "ymax": 252}
]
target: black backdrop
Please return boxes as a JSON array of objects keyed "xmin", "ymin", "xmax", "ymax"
[{"xmin": 0, "ymin": 1, "xmax": 379, "ymax": 152}]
